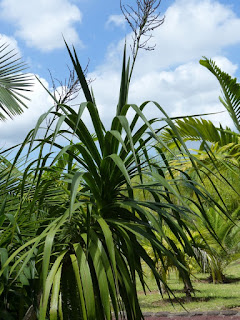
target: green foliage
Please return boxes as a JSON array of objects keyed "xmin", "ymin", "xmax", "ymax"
[
  {"xmin": 0, "ymin": 42, "xmax": 239, "ymax": 320},
  {"xmin": 192, "ymin": 206, "xmax": 240, "ymax": 283},
  {"xmin": 157, "ymin": 57, "xmax": 240, "ymax": 290},
  {"xmin": 0, "ymin": 45, "xmax": 193, "ymax": 319}
]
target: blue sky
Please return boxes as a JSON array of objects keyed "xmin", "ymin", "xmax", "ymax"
[{"xmin": 0, "ymin": 0, "xmax": 240, "ymax": 147}]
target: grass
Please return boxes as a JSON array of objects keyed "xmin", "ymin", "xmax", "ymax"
[{"xmin": 138, "ymin": 261, "xmax": 240, "ymax": 313}]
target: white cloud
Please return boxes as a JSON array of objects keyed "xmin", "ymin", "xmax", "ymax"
[
  {"xmin": 1, "ymin": 0, "xmax": 240, "ymax": 148},
  {"xmin": 0, "ymin": 0, "xmax": 82, "ymax": 51},
  {"xmin": 0, "ymin": 55, "xmax": 235, "ymax": 149},
  {"xmin": 83, "ymin": 0, "xmax": 240, "ymax": 130},
  {"xmin": 137, "ymin": 0, "xmax": 240, "ymax": 71},
  {"xmin": 87, "ymin": 57, "xmax": 236, "ymax": 131},
  {"xmin": 129, "ymin": 57, "xmax": 236, "ymax": 128},
  {"xmin": 49, "ymin": 0, "xmax": 239, "ymax": 132},
  {"xmin": 0, "ymin": 33, "xmax": 20, "ymax": 53},
  {"xmin": 106, "ymin": 15, "xmax": 126, "ymax": 29},
  {"xmin": 104, "ymin": 0, "xmax": 240, "ymax": 75}
]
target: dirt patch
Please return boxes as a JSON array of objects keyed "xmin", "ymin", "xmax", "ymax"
[{"xmin": 146, "ymin": 316, "xmax": 240, "ymax": 320}]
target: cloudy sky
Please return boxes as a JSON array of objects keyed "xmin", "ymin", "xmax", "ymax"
[{"xmin": 0, "ymin": 0, "xmax": 240, "ymax": 148}]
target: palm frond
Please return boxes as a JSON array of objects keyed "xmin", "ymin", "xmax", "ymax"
[
  {"xmin": 200, "ymin": 57, "xmax": 240, "ymax": 132},
  {"xmin": 161, "ymin": 117, "xmax": 239, "ymax": 148},
  {"xmin": 0, "ymin": 41, "xmax": 33, "ymax": 120}
]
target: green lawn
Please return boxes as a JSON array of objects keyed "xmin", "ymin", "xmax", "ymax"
[{"xmin": 138, "ymin": 261, "xmax": 240, "ymax": 313}]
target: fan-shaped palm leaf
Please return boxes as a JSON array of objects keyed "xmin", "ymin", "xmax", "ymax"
[{"xmin": 0, "ymin": 41, "xmax": 32, "ymax": 121}]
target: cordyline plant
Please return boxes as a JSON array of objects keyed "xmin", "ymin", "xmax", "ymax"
[
  {"xmin": 0, "ymin": 43, "xmax": 188, "ymax": 320},
  {"xmin": 0, "ymin": 44, "xmax": 232, "ymax": 319},
  {"xmin": 0, "ymin": 3, "xmax": 233, "ymax": 320}
]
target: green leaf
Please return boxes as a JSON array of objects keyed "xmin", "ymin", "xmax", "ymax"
[
  {"xmin": 64, "ymin": 41, "xmax": 93, "ymax": 103},
  {"xmin": 108, "ymin": 154, "xmax": 132, "ymax": 186},
  {"xmin": 39, "ymin": 251, "xmax": 67, "ymax": 320},
  {"xmin": 70, "ymin": 254, "xmax": 88, "ymax": 320},
  {"xmin": 70, "ymin": 172, "xmax": 83, "ymax": 218},
  {"xmin": 73, "ymin": 243, "xmax": 96, "ymax": 320},
  {"xmin": 50, "ymin": 265, "xmax": 62, "ymax": 320},
  {"xmin": 0, "ymin": 248, "xmax": 8, "ymax": 280}
]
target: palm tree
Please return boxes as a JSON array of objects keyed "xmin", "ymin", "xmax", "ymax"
[
  {"xmin": 192, "ymin": 205, "xmax": 240, "ymax": 283},
  {"xmin": 156, "ymin": 58, "xmax": 240, "ymax": 286},
  {"xmin": 160, "ymin": 57, "xmax": 240, "ymax": 203}
]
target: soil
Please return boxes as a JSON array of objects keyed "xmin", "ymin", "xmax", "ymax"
[
  {"xmin": 146, "ymin": 316, "xmax": 240, "ymax": 320},
  {"xmin": 144, "ymin": 310, "xmax": 240, "ymax": 320}
]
